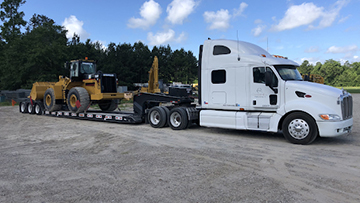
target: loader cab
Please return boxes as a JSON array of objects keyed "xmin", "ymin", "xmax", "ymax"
[{"xmin": 68, "ymin": 59, "xmax": 97, "ymax": 81}]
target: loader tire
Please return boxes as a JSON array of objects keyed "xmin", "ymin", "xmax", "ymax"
[
  {"xmin": 67, "ymin": 87, "xmax": 90, "ymax": 113},
  {"xmin": 99, "ymin": 100, "xmax": 118, "ymax": 112},
  {"xmin": 44, "ymin": 88, "xmax": 61, "ymax": 112}
]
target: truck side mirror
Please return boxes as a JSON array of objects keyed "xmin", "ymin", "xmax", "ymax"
[{"xmin": 265, "ymin": 70, "xmax": 278, "ymax": 94}]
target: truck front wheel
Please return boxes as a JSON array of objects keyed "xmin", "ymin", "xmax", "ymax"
[
  {"xmin": 282, "ymin": 112, "xmax": 318, "ymax": 145},
  {"xmin": 169, "ymin": 107, "xmax": 189, "ymax": 130}
]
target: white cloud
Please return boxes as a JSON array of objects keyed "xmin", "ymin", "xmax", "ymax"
[
  {"xmin": 128, "ymin": 0, "xmax": 162, "ymax": 29},
  {"xmin": 326, "ymin": 45, "xmax": 358, "ymax": 54},
  {"xmin": 338, "ymin": 15, "xmax": 350, "ymax": 23},
  {"xmin": 233, "ymin": 2, "xmax": 248, "ymax": 17},
  {"xmin": 62, "ymin": 15, "xmax": 90, "ymax": 40},
  {"xmin": 272, "ymin": 3, "xmax": 323, "ymax": 31},
  {"xmin": 254, "ymin": 19, "xmax": 263, "ymax": 24},
  {"xmin": 305, "ymin": 46, "xmax": 320, "ymax": 53},
  {"xmin": 203, "ymin": 9, "xmax": 231, "ymax": 31},
  {"xmin": 166, "ymin": 0, "xmax": 197, "ymax": 24},
  {"xmin": 300, "ymin": 57, "xmax": 321, "ymax": 65},
  {"xmin": 251, "ymin": 25, "xmax": 266, "ymax": 37},
  {"xmin": 272, "ymin": 0, "xmax": 348, "ymax": 31},
  {"xmin": 93, "ymin": 40, "xmax": 107, "ymax": 51},
  {"xmin": 147, "ymin": 29, "xmax": 186, "ymax": 45}
]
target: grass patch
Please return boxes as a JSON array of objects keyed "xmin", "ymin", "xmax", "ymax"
[
  {"xmin": 0, "ymin": 101, "xmax": 13, "ymax": 106},
  {"xmin": 337, "ymin": 87, "xmax": 360, "ymax": 94}
]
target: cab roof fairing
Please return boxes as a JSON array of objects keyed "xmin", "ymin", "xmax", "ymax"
[{"xmin": 205, "ymin": 39, "xmax": 299, "ymax": 67}]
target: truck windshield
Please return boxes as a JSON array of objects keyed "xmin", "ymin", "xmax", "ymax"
[{"xmin": 274, "ymin": 65, "xmax": 303, "ymax": 81}]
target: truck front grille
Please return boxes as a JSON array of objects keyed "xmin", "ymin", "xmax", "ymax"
[{"xmin": 341, "ymin": 95, "xmax": 353, "ymax": 120}]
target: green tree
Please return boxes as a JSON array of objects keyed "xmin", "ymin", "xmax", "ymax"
[
  {"xmin": 320, "ymin": 59, "xmax": 344, "ymax": 85},
  {"xmin": 0, "ymin": 0, "xmax": 26, "ymax": 42},
  {"xmin": 298, "ymin": 60, "xmax": 313, "ymax": 75}
]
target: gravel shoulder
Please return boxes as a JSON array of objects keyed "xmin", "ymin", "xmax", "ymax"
[{"xmin": 0, "ymin": 95, "xmax": 359, "ymax": 202}]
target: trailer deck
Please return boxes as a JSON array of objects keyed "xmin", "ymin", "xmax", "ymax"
[{"xmin": 44, "ymin": 110, "xmax": 143, "ymax": 124}]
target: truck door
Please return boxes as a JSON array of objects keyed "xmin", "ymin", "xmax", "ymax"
[{"xmin": 250, "ymin": 67, "xmax": 278, "ymax": 111}]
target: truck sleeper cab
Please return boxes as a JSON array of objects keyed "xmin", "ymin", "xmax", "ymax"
[{"xmin": 199, "ymin": 39, "xmax": 353, "ymax": 144}]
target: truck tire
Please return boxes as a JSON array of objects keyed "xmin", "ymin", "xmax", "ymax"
[
  {"xmin": 20, "ymin": 102, "xmax": 28, "ymax": 113},
  {"xmin": 27, "ymin": 102, "xmax": 34, "ymax": 114},
  {"xmin": 34, "ymin": 102, "xmax": 44, "ymax": 115},
  {"xmin": 282, "ymin": 112, "xmax": 318, "ymax": 145},
  {"xmin": 169, "ymin": 107, "xmax": 189, "ymax": 130},
  {"xmin": 44, "ymin": 88, "xmax": 61, "ymax": 112},
  {"xmin": 148, "ymin": 106, "xmax": 168, "ymax": 128},
  {"xmin": 67, "ymin": 87, "xmax": 90, "ymax": 113},
  {"xmin": 99, "ymin": 100, "xmax": 118, "ymax": 112},
  {"xmin": 161, "ymin": 106, "xmax": 170, "ymax": 127}
]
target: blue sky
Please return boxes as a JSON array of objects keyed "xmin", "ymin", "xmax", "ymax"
[{"xmin": 20, "ymin": 0, "xmax": 360, "ymax": 65}]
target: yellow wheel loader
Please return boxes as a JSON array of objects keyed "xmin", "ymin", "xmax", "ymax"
[{"xmin": 26, "ymin": 58, "xmax": 124, "ymax": 113}]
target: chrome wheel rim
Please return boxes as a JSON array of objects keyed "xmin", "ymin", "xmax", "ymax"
[
  {"xmin": 35, "ymin": 104, "xmax": 40, "ymax": 114},
  {"xmin": 21, "ymin": 103, "xmax": 26, "ymax": 112},
  {"xmin": 150, "ymin": 110, "xmax": 160, "ymax": 125},
  {"xmin": 27, "ymin": 104, "xmax": 32, "ymax": 113},
  {"xmin": 170, "ymin": 112, "xmax": 181, "ymax": 128},
  {"xmin": 288, "ymin": 119, "xmax": 310, "ymax": 139}
]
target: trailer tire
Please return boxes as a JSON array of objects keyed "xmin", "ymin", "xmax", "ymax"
[
  {"xmin": 34, "ymin": 102, "xmax": 43, "ymax": 115},
  {"xmin": 27, "ymin": 102, "xmax": 34, "ymax": 114},
  {"xmin": 20, "ymin": 102, "xmax": 28, "ymax": 113},
  {"xmin": 67, "ymin": 87, "xmax": 90, "ymax": 113},
  {"xmin": 282, "ymin": 112, "xmax": 318, "ymax": 145},
  {"xmin": 148, "ymin": 106, "xmax": 168, "ymax": 128},
  {"xmin": 44, "ymin": 88, "xmax": 61, "ymax": 112},
  {"xmin": 169, "ymin": 107, "xmax": 189, "ymax": 130},
  {"xmin": 99, "ymin": 100, "xmax": 118, "ymax": 112}
]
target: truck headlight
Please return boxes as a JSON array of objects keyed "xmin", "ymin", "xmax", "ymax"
[{"xmin": 319, "ymin": 114, "xmax": 341, "ymax": 121}]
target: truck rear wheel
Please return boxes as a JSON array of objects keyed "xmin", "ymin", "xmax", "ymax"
[
  {"xmin": 282, "ymin": 112, "xmax": 318, "ymax": 145},
  {"xmin": 44, "ymin": 88, "xmax": 61, "ymax": 112},
  {"xmin": 67, "ymin": 87, "xmax": 90, "ymax": 113},
  {"xmin": 148, "ymin": 106, "xmax": 168, "ymax": 128},
  {"xmin": 99, "ymin": 100, "xmax": 118, "ymax": 112},
  {"xmin": 169, "ymin": 107, "xmax": 189, "ymax": 130}
]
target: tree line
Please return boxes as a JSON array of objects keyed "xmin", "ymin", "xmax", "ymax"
[
  {"xmin": 0, "ymin": 0, "xmax": 197, "ymax": 90},
  {"xmin": 1, "ymin": 0, "xmax": 359, "ymax": 91},
  {"xmin": 298, "ymin": 60, "xmax": 360, "ymax": 87}
]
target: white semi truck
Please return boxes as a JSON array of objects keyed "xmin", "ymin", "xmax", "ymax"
[{"xmin": 20, "ymin": 39, "xmax": 353, "ymax": 145}]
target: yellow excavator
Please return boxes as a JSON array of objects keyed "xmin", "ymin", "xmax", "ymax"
[
  {"xmin": 21, "ymin": 58, "xmax": 124, "ymax": 114},
  {"xmin": 139, "ymin": 56, "xmax": 161, "ymax": 93}
]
